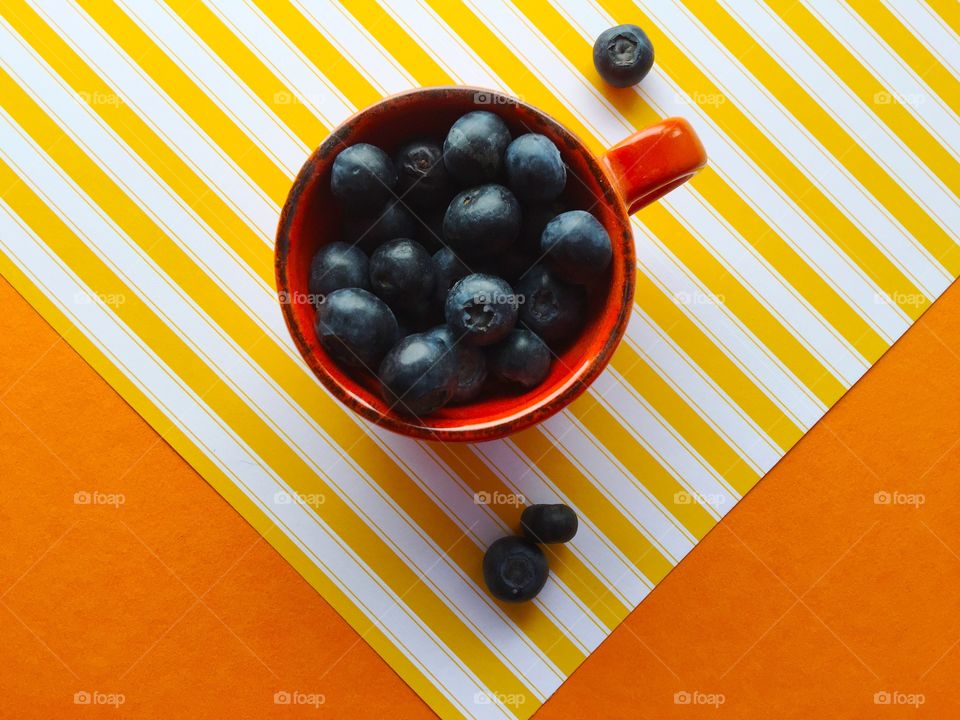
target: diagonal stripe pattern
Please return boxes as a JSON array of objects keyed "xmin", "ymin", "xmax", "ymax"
[{"xmin": 0, "ymin": 1, "xmax": 957, "ymax": 717}]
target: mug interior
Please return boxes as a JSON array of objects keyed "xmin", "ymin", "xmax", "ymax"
[{"xmin": 276, "ymin": 87, "xmax": 635, "ymax": 440}]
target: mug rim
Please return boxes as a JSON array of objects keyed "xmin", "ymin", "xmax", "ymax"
[{"xmin": 275, "ymin": 86, "xmax": 635, "ymax": 442}]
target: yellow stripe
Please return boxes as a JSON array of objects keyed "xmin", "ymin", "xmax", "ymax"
[
  {"xmin": 0, "ymin": 65, "xmax": 583, "ymax": 679},
  {"xmin": 770, "ymin": 0, "xmax": 960, "ymax": 202},
  {"xmin": 509, "ymin": 428, "xmax": 675, "ymax": 576},
  {"xmin": 250, "ymin": 0, "xmax": 381, "ymax": 110},
  {"xmin": 166, "ymin": 0, "xmax": 329, "ymax": 145},
  {"xmin": 584, "ymin": 0, "xmax": 928, "ymax": 331},
  {"xmin": 3, "ymin": 0, "xmax": 273, "ymax": 286},
  {"xmin": 341, "ymin": 0, "xmax": 452, "ymax": 86},
  {"xmin": 563, "ymin": 400, "xmax": 717, "ymax": 539},
  {"xmin": 0, "ymin": 249, "xmax": 466, "ymax": 720},
  {"xmin": 849, "ymin": 0, "xmax": 960, "ymax": 118},
  {"xmin": 925, "ymin": 0, "xmax": 960, "ymax": 37},
  {"xmin": 693, "ymin": 0, "xmax": 959, "ymax": 276},
  {"xmin": 75, "ymin": 0, "xmax": 291, "ymax": 205},
  {"xmin": 0, "ymin": 155, "xmax": 537, "ymax": 713},
  {"xmin": 430, "ymin": 443, "xmax": 629, "ymax": 630}
]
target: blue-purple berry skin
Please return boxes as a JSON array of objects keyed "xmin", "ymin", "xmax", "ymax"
[
  {"xmin": 331, "ymin": 143, "xmax": 397, "ymax": 213},
  {"xmin": 309, "ymin": 242, "xmax": 369, "ymax": 301},
  {"xmin": 593, "ymin": 24, "xmax": 654, "ymax": 88},
  {"xmin": 316, "ymin": 287, "xmax": 398, "ymax": 370},
  {"xmin": 504, "ymin": 134, "xmax": 566, "ymax": 203},
  {"xmin": 540, "ymin": 210, "xmax": 612, "ymax": 284},
  {"xmin": 443, "ymin": 111, "xmax": 512, "ymax": 186},
  {"xmin": 444, "ymin": 274, "xmax": 519, "ymax": 347},
  {"xmin": 378, "ymin": 333, "xmax": 458, "ymax": 415},
  {"xmin": 488, "ymin": 328, "xmax": 551, "ymax": 389}
]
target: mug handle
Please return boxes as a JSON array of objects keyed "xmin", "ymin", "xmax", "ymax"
[{"xmin": 601, "ymin": 117, "xmax": 707, "ymax": 215}]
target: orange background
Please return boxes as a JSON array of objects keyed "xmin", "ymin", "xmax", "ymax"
[{"xmin": 2, "ymin": 272, "xmax": 959, "ymax": 718}]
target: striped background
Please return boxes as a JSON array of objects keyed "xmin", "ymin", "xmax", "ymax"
[{"xmin": 1, "ymin": 1, "xmax": 957, "ymax": 717}]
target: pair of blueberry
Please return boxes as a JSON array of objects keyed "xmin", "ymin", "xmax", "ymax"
[{"xmin": 483, "ymin": 504, "xmax": 579, "ymax": 603}]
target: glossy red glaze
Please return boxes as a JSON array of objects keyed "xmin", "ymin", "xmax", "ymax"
[{"xmin": 276, "ymin": 87, "xmax": 706, "ymax": 442}]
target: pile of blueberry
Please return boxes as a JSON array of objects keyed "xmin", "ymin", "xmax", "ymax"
[
  {"xmin": 483, "ymin": 504, "xmax": 579, "ymax": 602},
  {"xmin": 314, "ymin": 109, "xmax": 613, "ymax": 416}
]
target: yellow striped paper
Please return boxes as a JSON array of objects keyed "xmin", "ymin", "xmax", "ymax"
[{"xmin": 1, "ymin": 1, "xmax": 957, "ymax": 717}]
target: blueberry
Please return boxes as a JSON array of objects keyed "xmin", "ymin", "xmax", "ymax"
[
  {"xmin": 443, "ymin": 111, "xmax": 511, "ymax": 186},
  {"xmin": 514, "ymin": 265, "xmax": 585, "ymax": 344},
  {"xmin": 593, "ymin": 24, "xmax": 654, "ymax": 88},
  {"xmin": 519, "ymin": 202, "xmax": 564, "ymax": 253},
  {"xmin": 378, "ymin": 333, "xmax": 458, "ymax": 415},
  {"xmin": 423, "ymin": 325, "xmax": 487, "ymax": 404},
  {"xmin": 431, "ymin": 247, "xmax": 471, "ymax": 304},
  {"xmin": 443, "ymin": 184, "xmax": 520, "ymax": 259},
  {"xmin": 488, "ymin": 328, "xmax": 551, "ymax": 389},
  {"xmin": 331, "ymin": 143, "xmax": 397, "ymax": 213},
  {"xmin": 343, "ymin": 199, "xmax": 417, "ymax": 253},
  {"xmin": 477, "ymin": 247, "xmax": 536, "ymax": 284},
  {"xmin": 369, "ymin": 238, "xmax": 435, "ymax": 313},
  {"xmin": 394, "ymin": 138, "xmax": 450, "ymax": 208},
  {"xmin": 540, "ymin": 210, "xmax": 612, "ymax": 284},
  {"xmin": 445, "ymin": 274, "xmax": 518, "ymax": 347},
  {"xmin": 504, "ymin": 134, "xmax": 566, "ymax": 203},
  {"xmin": 316, "ymin": 288, "xmax": 398, "ymax": 371},
  {"xmin": 483, "ymin": 536, "xmax": 548, "ymax": 602},
  {"xmin": 521, "ymin": 504, "xmax": 578, "ymax": 544},
  {"xmin": 308, "ymin": 242, "xmax": 369, "ymax": 302}
]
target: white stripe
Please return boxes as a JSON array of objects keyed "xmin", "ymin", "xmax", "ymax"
[
  {"xmin": 26, "ymin": 1, "xmax": 279, "ymax": 236},
  {"xmin": 721, "ymin": 0, "xmax": 958, "ymax": 263},
  {"xmin": 206, "ymin": 0, "xmax": 358, "ymax": 123},
  {"xmin": 117, "ymin": 0, "xmax": 309, "ymax": 172},
  {"xmin": 541, "ymin": 412, "xmax": 704, "ymax": 540},
  {"xmin": 591, "ymin": 368, "xmax": 740, "ymax": 516},
  {"xmin": 0, "ymin": 208, "xmax": 511, "ymax": 720},
  {"xmin": 807, "ymin": 0, "xmax": 960, "ymax": 156},
  {"xmin": 632, "ymin": 226, "xmax": 827, "ymax": 428},
  {"xmin": 892, "ymin": 0, "xmax": 960, "ymax": 77},
  {"xmin": 472, "ymin": 440, "xmax": 656, "ymax": 601},
  {"xmin": 288, "ymin": 0, "xmax": 414, "ymax": 92},
  {"xmin": 0, "ymin": 111, "xmax": 563, "ymax": 697},
  {"xmin": 625, "ymin": 311, "xmax": 782, "ymax": 472}
]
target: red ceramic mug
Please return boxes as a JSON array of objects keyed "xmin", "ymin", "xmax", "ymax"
[{"xmin": 276, "ymin": 87, "xmax": 706, "ymax": 442}]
